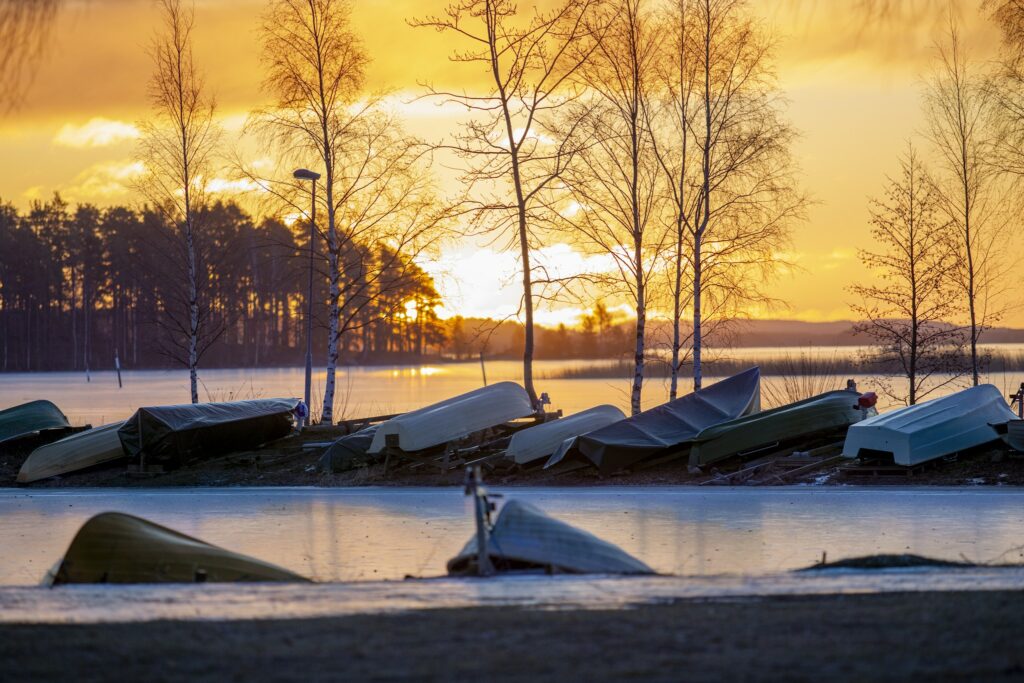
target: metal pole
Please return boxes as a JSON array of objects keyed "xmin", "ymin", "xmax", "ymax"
[{"xmin": 303, "ymin": 179, "xmax": 316, "ymax": 428}]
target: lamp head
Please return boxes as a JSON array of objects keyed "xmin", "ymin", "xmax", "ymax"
[{"xmin": 292, "ymin": 168, "xmax": 321, "ymax": 181}]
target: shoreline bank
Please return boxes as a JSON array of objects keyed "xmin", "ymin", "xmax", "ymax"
[{"xmin": 2, "ymin": 591, "xmax": 1021, "ymax": 681}]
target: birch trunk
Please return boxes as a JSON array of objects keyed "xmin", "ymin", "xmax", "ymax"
[{"xmin": 320, "ymin": 176, "xmax": 340, "ymax": 425}]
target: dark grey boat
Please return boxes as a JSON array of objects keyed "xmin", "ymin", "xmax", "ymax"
[
  {"xmin": 0, "ymin": 400, "xmax": 71, "ymax": 446},
  {"xmin": 118, "ymin": 398, "xmax": 299, "ymax": 468},
  {"xmin": 550, "ymin": 367, "xmax": 761, "ymax": 474}
]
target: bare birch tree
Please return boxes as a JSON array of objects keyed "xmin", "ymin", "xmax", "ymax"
[
  {"xmin": 652, "ymin": 0, "xmax": 699, "ymax": 400},
  {"xmin": 137, "ymin": 0, "xmax": 219, "ymax": 404},
  {"xmin": 850, "ymin": 144, "xmax": 965, "ymax": 405},
  {"xmin": 687, "ymin": 0, "xmax": 803, "ymax": 391},
  {"xmin": 256, "ymin": 0, "xmax": 447, "ymax": 423},
  {"xmin": 411, "ymin": 0, "xmax": 602, "ymax": 408},
  {"xmin": 925, "ymin": 19, "xmax": 1010, "ymax": 386},
  {"xmin": 563, "ymin": 0, "xmax": 666, "ymax": 415}
]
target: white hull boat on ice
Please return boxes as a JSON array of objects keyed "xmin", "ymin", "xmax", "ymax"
[{"xmin": 842, "ymin": 384, "xmax": 1018, "ymax": 466}]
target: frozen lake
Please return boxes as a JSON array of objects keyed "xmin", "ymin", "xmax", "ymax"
[
  {"xmin": 3, "ymin": 486, "xmax": 1024, "ymax": 585},
  {"xmin": 3, "ymin": 486, "xmax": 1024, "ymax": 622}
]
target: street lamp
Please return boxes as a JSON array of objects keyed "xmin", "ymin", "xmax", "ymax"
[{"xmin": 293, "ymin": 167, "xmax": 321, "ymax": 428}]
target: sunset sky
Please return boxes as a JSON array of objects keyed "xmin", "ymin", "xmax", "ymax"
[{"xmin": 0, "ymin": 0, "xmax": 1010, "ymax": 326}]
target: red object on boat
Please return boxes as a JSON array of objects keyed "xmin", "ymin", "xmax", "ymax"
[{"xmin": 858, "ymin": 392, "xmax": 878, "ymax": 409}]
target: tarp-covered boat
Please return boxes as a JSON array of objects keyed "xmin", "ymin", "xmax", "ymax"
[
  {"xmin": 552, "ymin": 367, "xmax": 761, "ymax": 474},
  {"xmin": 447, "ymin": 499, "xmax": 653, "ymax": 576},
  {"xmin": 689, "ymin": 389, "xmax": 872, "ymax": 468},
  {"xmin": 506, "ymin": 405, "xmax": 626, "ymax": 465},
  {"xmin": 118, "ymin": 398, "xmax": 299, "ymax": 468},
  {"xmin": 368, "ymin": 381, "xmax": 534, "ymax": 454},
  {"xmin": 17, "ymin": 421, "xmax": 127, "ymax": 483},
  {"xmin": 842, "ymin": 384, "xmax": 1018, "ymax": 466},
  {"xmin": 319, "ymin": 424, "xmax": 379, "ymax": 473},
  {"xmin": 50, "ymin": 512, "xmax": 309, "ymax": 585},
  {"xmin": 0, "ymin": 400, "xmax": 71, "ymax": 446}
]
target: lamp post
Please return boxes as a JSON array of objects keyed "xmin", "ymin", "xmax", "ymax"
[{"xmin": 293, "ymin": 168, "xmax": 321, "ymax": 428}]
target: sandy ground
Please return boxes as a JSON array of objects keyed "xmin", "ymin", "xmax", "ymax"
[
  {"xmin": 3, "ymin": 424, "xmax": 1024, "ymax": 488},
  {"xmin": 1, "ymin": 591, "xmax": 1022, "ymax": 682}
]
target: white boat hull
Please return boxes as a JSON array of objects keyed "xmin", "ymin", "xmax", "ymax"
[
  {"xmin": 506, "ymin": 405, "xmax": 626, "ymax": 465},
  {"xmin": 842, "ymin": 385, "xmax": 1018, "ymax": 466},
  {"xmin": 17, "ymin": 421, "xmax": 127, "ymax": 483},
  {"xmin": 368, "ymin": 381, "xmax": 534, "ymax": 453}
]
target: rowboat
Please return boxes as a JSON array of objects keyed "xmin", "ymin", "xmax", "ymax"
[
  {"xmin": 0, "ymin": 400, "xmax": 71, "ymax": 446},
  {"xmin": 689, "ymin": 389, "xmax": 872, "ymax": 468},
  {"xmin": 17, "ymin": 421, "xmax": 127, "ymax": 483},
  {"xmin": 506, "ymin": 404, "xmax": 626, "ymax": 465},
  {"xmin": 447, "ymin": 499, "xmax": 653, "ymax": 576},
  {"xmin": 553, "ymin": 367, "xmax": 761, "ymax": 474},
  {"xmin": 842, "ymin": 384, "xmax": 1018, "ymax": 466},
  {"xmin": 118, "ymin": 398, "xmax": 299, "ymax": 468},
  {"xmin": 367, "ymin": 381, "xmax": 534, "ymax": 454},
  {"xmin": 50, "ymin": 512, "xmax": 309, "ymax": 585}
]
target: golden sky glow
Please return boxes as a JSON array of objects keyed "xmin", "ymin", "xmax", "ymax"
[{"xmin": 0, "ymin": 0, "xmax": 1012, "ymax": 326}]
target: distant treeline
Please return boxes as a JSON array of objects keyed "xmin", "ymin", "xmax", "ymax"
[{"xmin": 0, "ymin": 195, "xmax": 446, "ymax": 372}]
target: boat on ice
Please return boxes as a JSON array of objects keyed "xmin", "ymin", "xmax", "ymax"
[
  {"xmin": 548, "ymin": 367, "xmax": 761, "ymax": 474},
  {"xmin": 506, "ymin": 404, "xmax": 626, "ymax": 466},
  {"xmin": 367, "ymin": 381, "xmax": 534, "ymax": 454},
  {"xmin": 448, "ymin": 469, "xmax": 653, "ymax": 576},
  {"xmin": 0, "ymin": 400, "xmax": 71, "ymax": 446},
  {"xmin": 842, "ymin": 384, "xmax": 1018, "ymax": 466},
  {"xmin": 17, "ymin": 421, "xmax": 127, "ymax": 483},
  {"xmin": 118, "ymin": 398, "xmax": 299, "ymax": 469},
  {"xmin": 49, "ymin": 512, "xmax": 309, "ymax": 585},
  {"xmin": 689, "ymin": 389, "xmax": 875, "ymax": 468}
]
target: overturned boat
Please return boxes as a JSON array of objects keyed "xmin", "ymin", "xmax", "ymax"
[
  {"xmin": 118, "ymin": 398, "xmax": 299, "ymax": 469},
  {"xmin": 506, "ymin": 404, "xmax": 625, "ymax": 466},
  {"xmin": 368, "ymin": 381, "xmax": 534, "ymax": 454},
  {"xmin": 17, "ymin": 421, "xmax": 127, "ymax": 483},
  {"xmin": 448, "ymin": 469, "xmax": 653, "ymax": 576},
  {"xmin": 689, "ymin": 389, "xmax": 876, "ymax": 469},
  {"xmin": 0, "ymin": 400, "xmax": 71, "ymax": 446},
  {"xmin": 319, "ymin": 424, "xmax": 379, "ymax": 473},
  {"xmin": 549, "ymin": 367, "xmax": 761, "ymax": 474},
  {"xmin": 50, "ymin": 512, "xmax": 309, "ymax": 585},
  {"xmin": 842, "ymin": 384, "xmax": 1018, "ymax": 466}
]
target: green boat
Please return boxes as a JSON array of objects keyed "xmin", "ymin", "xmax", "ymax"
[
  {"xmin": 0, "ymin": 400, "xmax": 71, "ymax": 446},
  {"xmin": 688, "ymin": 389, "xmax": 873, "ymax": 469},
  {"xmin": 50, "ymin": 512, "xmax": 310, "ymax": 585}
]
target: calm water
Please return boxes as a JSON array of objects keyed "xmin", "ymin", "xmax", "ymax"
[
  {"xmin": 4, "ymin": 350, "xmax": 1024, "ymax": 425},
  {"xmin": 3, "ymin": 487, "xmax": 1023, "ymax": 586}
]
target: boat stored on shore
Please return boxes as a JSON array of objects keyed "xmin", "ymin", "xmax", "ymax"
[
  {"xmin": 689, "ymin": 389, "xmax": 874, "ymax": 468},
  {"xmin": 17, "ymin": 421, "xmax": 127, "ymax": 483},
  {"xmin": 551, "ymin": 367, "xmax": 761, "ymax": 474},
  {"xmin": 842, "ymin": 384, "xmax": 1018, "ymax": 466},
  {"xmin": 118, "ymin": 398, "xmax": 299, "ymax": 469},
  {"xmin": 0, "ymin": 400, "xmax": 71, "ymax": 446},
  {"xmin": 506, "ymin": 404, "xmax": 625, "ymax": 465},
  {"xmin": 367, "ymin": 381, "xmax": 534, "ymax": 454}
]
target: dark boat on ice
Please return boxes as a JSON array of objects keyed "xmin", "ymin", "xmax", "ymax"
[{"xmin": 50, "ymin": 512, "xmax": 309, "ymax": 585}]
